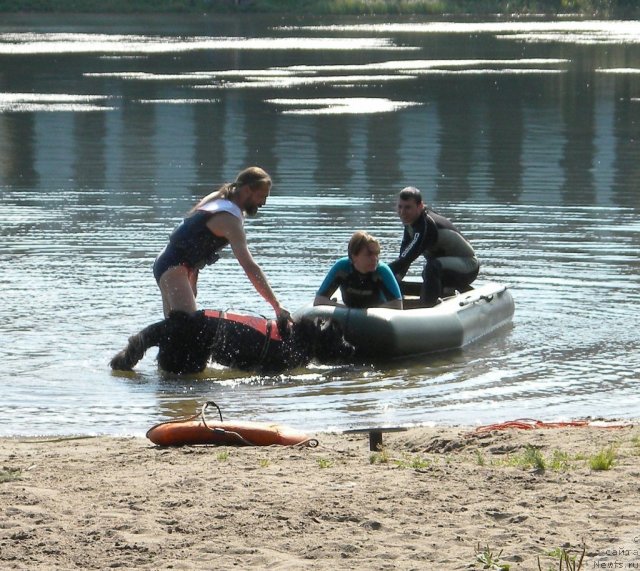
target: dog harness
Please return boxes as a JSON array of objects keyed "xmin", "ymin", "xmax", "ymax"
[
  {"xmin": 204, "ymin": 310, "xmax": 282, "ymax": 341},
  {"xmin": 204, "ymin": 310, "xmax": 283, "ymax": 369}
]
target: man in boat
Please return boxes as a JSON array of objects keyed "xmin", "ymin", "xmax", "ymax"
[
  {"xmin": 314, "ymin": 231, "xmax": 403, "ymax": 309},
  {"xmin": 388, "ymin": 186, "xmax": 479, "ymax": 307},
  {"xmin": 153, "ymin": 166, "xmax": 290, "ymax": 322}
]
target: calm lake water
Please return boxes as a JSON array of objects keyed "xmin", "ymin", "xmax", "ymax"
[{"xmin": 1, "ymin": 14, "xmax": 638, "ymax": 437}]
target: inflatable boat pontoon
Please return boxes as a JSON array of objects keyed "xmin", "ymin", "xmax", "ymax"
[{"xmin": 294, "ymin": 281, "xmax": 514, "ymax": 359}]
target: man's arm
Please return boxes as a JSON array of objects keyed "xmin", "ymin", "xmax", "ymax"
[
  {"xmin": 388, "ymin": 215, "xmax": 433, "ymax": 279},
  {"xmin": 388, "ymin": 227, "xmax": 420, "ymax": 279}
]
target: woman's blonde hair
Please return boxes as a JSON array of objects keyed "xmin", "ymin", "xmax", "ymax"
[{"xmin": 348, "ymin": 231, "xmax": 381, "ymax": 259}]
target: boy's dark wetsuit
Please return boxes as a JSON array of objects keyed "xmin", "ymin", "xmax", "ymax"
[
  {"xmin": 316, "ymin": 257, "xmax": 402, "ymax": 309},
  {"xmin": 153, "ymin": 199, "xmax": 242, "ymax": 283},
  {"xmin": 388, "ymin": 208, "xmax": 479, "ymax": 307}
]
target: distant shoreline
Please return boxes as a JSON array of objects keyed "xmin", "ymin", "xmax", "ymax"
[{"xmin": 0, "ymin": 0, "xmax": 638, "ymax": 17}]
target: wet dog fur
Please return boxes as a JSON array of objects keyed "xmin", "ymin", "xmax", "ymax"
[{"xmin": 110, "ymin": 310, "xmax": 354, "ymax": 375}]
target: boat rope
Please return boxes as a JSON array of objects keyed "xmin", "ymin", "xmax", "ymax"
[
  {"xmin": 459, "ymin": 286, "xmax": 507, "ymax": 307},
  {"xmin": 459, "ymin": 293, "xmax": 494, "ymax": 307},
  {"xmin": 470, "ymin": 418, "xmax": 629, "ymax": 435}
]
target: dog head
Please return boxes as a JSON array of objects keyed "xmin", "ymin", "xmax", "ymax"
[{"xmin": 298, "ymin": 317, "xmax": 354, "ymax": 364}]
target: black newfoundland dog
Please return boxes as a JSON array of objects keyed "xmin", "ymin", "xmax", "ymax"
[{"xmin": 110, "ymin": 309, "xmax": 354, "ymax": 375}]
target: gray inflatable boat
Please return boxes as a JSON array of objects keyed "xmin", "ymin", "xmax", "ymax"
[{"xmin": 294, "ymin": 281, "xmax": 515, "ymax": 359}]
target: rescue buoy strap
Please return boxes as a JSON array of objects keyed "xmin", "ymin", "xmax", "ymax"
[
  {"xmin": 202, "ymin": 402, "xmax": 256, "ymax": 445},
  {"xmin": 202, "ymin": 401, "xmax": 224, "ymax": 423},
  {"xmin": 145, "ymin": 401, "xmax": 223, "ymax": 439}
]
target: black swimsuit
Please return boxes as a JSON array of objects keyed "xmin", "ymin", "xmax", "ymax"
[{"xmin": 153, "ymin": 210, "xmax": 228, "ymax": 282}]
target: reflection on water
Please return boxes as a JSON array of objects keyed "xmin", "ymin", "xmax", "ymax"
[
  {"xmin": 0, "ymin": 14, "xmax": 638, "ymax": 436},
  {"xmin": 0, "ymin": 93, "xmax": 115, "ymax": 112},
  {"xmin": 295, "ymin": 20, "xmax": 640, "ymax": 44},
  {"xmin": 267, "ymin": 97, "xmax": 420, "ymax": 114},
  {"xmin": 0, "ymin": 33, "xmax": 405, "ymax": 54}
]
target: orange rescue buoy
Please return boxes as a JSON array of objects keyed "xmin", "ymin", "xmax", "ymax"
[{"xmin": 146, "ymin": 402, "xmax": 317, "ymax": 447}]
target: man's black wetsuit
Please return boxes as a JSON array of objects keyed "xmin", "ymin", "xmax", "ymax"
[{"xmin": 388, "ymin": 208, "xmax": 479, "ymax": 306}]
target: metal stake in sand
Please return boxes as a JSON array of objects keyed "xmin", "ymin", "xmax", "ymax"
[{"xmin": 344, "ymin": 426, "xmax": 408, "ymax": 451}]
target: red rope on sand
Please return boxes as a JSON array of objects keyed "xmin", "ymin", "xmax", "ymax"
[{"xmin": 471, "ymin": 418, "xmax": 628, "ymax": 434}]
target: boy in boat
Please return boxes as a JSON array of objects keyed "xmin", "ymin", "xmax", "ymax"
[
  {"xmin": 314, "ymin": 231, "xmax": 402, "ymax": 309},
  {"xmin": 389, "ymin": 186, "xmax": 479, "ymax": 307},
  {"xmin": 153, "ymin": 166, "xmax": 290, "ymax": 322}
]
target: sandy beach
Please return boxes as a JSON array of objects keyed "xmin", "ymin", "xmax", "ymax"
[{"xmin": 1, "ymin": 422, "xmax": 639, "ymax": 570}]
